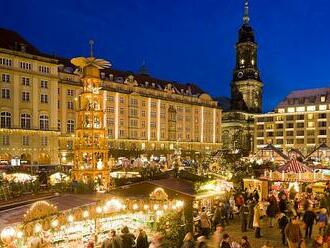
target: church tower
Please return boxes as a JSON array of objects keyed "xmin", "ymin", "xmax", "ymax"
[{"xmin": 231, "ymin": 0, "xmax": 263, "ymax": 113}]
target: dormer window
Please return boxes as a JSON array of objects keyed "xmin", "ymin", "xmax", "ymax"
[
  {"xmin": 240, "ymin": 59, "xmax": 245, "ymax": 65},
  {"xmin": 251, "ymin": 59, "xmax": 255, "ymax": 65},
  {"xmin": 321, "ymin": 95, "xmax": 326, "ymax": 102}
]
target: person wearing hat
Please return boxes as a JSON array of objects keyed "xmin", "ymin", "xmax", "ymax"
[
  {"xmin": 317, "ymin": 208, "xmax": 328, "ymax": 235},
  {"xmin": 136, "ymin": 228, "xmax": 148, "ymax": 248}
]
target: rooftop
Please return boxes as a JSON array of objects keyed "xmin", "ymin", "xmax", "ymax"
[{"xmin": 276, "ymin": 87, "xmax": 330, "ymax": 108}]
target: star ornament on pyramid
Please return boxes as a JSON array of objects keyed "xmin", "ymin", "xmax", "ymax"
[
  {"xmin": 71, "ymin": 40, "xmax": 111, "ymax": 69},
  {"xmin": 71, "ymin": 56, "xmax": 111, "ymax": 69}
]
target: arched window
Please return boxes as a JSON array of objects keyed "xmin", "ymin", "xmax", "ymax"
[
  {"xmin": 67, "ymin": 120, "xmax": 75, "ymax": 133},
  {"xmin": 0, "ymin": 112, "xmax": 11, "ymax": 128},
  {"xmin": 21, "ymin": 113, "xmax": 31, "ymax": 129},
  {"xmin": 39, "ymin": 115, "xmax": 49, "ymax": 130}
]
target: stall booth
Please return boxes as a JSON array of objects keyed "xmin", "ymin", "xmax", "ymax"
[
  {"xmin": 261, "ymin": 159, "xmax": 330, "ymax": 197},
  {"xmin": 109, "ymin": 178, "xmax": 233, "ymax": 234},
  {"xmin": 0, "ymin": 192, "xmax": 184, "ymax": 248},
  {"xmin": 243, "ymin": 178, "xmax": 269, "ymax": 201}
]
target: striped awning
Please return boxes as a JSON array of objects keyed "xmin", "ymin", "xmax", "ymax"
[{"xmin": 277, "ymin": 159, "xmax": 312, "ymax": 173}]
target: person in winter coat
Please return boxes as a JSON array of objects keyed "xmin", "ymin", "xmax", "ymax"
[
  {"xmin": 120, "ymin": 226, "xmax": 135, "ymax": 248},
  {"xmin": 102, "ymin": 230, "xmax": 123, "ymax": 248},
  {"xmin": 285, "ymin": 216, "xmax": 302, "ymax": 248},
  {"xmin": 279, "ymin": 194, "xmax": 288, "ymax": 214},
  {"xmin": 136, "ymin": 228, "xmax": 149, "ymax": 248},
  {"xmin": 278, "ymin": 213, "xmax": 289, "ymax": 245},
  {"xmin": 313, "ymin": 235, "xmax": 324, "ymax": 248},
  {"xmin": 248, "ymin": 200, "xmax": 256, "ymax": 229},
  {"xmin": 240, "ymin": 201, "xmax": 249, "ymax": 232},
  {"xmin": 200, "ymin": 207, "xmax": 211, "ymax": 237},
  {"xmin": 266, "ymin": 195, "xmax": 278, "ymax": 227},
  {"xmin": 220, "ymin": 233, "xmax": 231, "ymax": 248},
  {"xmin": 303, "ymin": 207, "xmax": 316, "ymax": 239},
  {"xmin": 196, "ymin": 236, "xmax": 208, "ymax": 248},
  {"xmin": 317, "ymin": 208, "xmax": 328, "ymax": 235},
  {"xmin": 253, "ymin": 202, "xmax": 262, "ymax": 238},
  {"xmin": 181, "ymin": 232, "xmax": 194, "ymax": 248},
  {"xmin": 211, "ymin": 224, "xmax": 224, "ymax": 248},
  {"xmin": 240, "ymin": 236, "xmax": 251, "ymax": 248}
]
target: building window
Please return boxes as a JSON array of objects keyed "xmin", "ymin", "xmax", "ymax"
[
  {"xmin": 39, "ymin": 65, "xmax": 50, "ymax": 74},
  {"xmin": 107, "ymin": 95, "xmax": 114, "ymax": 101},
  {"xmin": 119, "ymin": 97, "xmax": 124, "ymax": 104},
  {"xmin": 21, "ymin": 113, "xmax": 31, "ymax": 129},
  {"xmin": 319, "ymin": 130, "xmax": 327, "ymax": 136},
  {"xmin": 286, "ymin": 131, "xmax": 294, "ymax": 136},
  {"xmin": 307, "ymin": 122, "xmax": 315, "ymax": 128},
  {"xmin": 307, "ymin": 138, "xmax": 315, "ymax": 144},
  {"xmin": 119, "ymin": 130, "xmax": 125, "ymax": 137},
  {"xmin": 39, "ymin": 115, "xmax": 49, "ymax": 130},
  {"xmin": 321, "ymin": 95, "xmax": 326, "ymax": 102},
  {"xmin": 67, "ymin": 101, "xmax": 74, "ymax": 110},
  {"xmin": 22, "ymin": 136, "xmax": 29, "ymax": 146},
  {"xmin": 141, "ymin": 111, "xmax": 146, "ymax": 117},
  {"xmin": 20, "ymin": 62, "xmax": 32, "ymax": 70},
  {"xmin": 286, "ymin": 115, "xmax": 294, "ymax": 121},
  {"xmin": 129, "ymin": 119, "xmax": 138, "ymax": 128},
  {"xmin": 67, "ymin": 120, "xmax": 75, "ymax": 133},
  {"xmin": 286, "ymin": 123, "xmax": 294, "ymax": 128},
  {"xmin": 67, "ymin": 140, "xmax": 73, "ymax": 150},
  {"xmin": 40, "ymin": 94, "xmax": 48, "ymax": 103},
  {"xmin": 1, "ymin": 74, "xmax": 10, "ymax": 83},
  {"xmin": 0, "ymin": 112, "xmax": 11, "ymax": 128},
  {"xmin": 2, "ymin": 135, "xmax": 9, "ymax": 146},
  {"xmin": 319, "ymin": 113, "xmax": 327, "ymax": 119},
  {"xmin": 1, "ymin": 88, "xmax": 10, "ymax": 99},
  {"xmin": 40, "ymin": 80, "xmax": 48, "ymax": 88},
  {"xmin": 0, "ymin": 58, "xmax": 12, "ymax": 66},
  {"xmin": 41, "ymin": 136, "xmax": 48, "ymax": 146},
  {"xmin": 22, "ymin": 91, "xmax": 30, "ymax": 101},
  {"xmin": 296, "ymin": 139, "xmax": 304, "ymax": 144},
  {"xmin": 22, "ymin": 77, "xmax": 30, "ymax": 86},
  {"xmin": 130, "ymin": 98, "xmax": 138, "ymax": 107},
  {"xmin": 67, "ymin": 89, "xmax": 74, "ymax": 96},
  {"xmin": 57, "ymin": 120, "xmax": 61, "ymax": 130},
  {"xmin": 296, "ymin": 123, "xmax": 304, "ymax": 128},
  {"xmin": 296, "ymin": 130, "xmax": 304, "ymax": 136},
  {"xmin": 319, "ymin": 121, "xmax": 327, "ymax": 127}
]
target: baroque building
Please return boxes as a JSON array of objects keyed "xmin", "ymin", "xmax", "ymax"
[
  {"xmin": 220, "ymin": 0, "xmax": 263, "ymax": 154},
  {"xmin": 0, "ymin": 28, "xmax": 222, "ymax": 167}
]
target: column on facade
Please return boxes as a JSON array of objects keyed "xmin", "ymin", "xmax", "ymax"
[
  {"xmin": 12, "ymin": 74, "xmax": 20, "ymax": 128},
  {"xmin": 200, "ymin": 106, "xmax": 204, "ymax": 143},
  {"xmin": 157, "ymin": 99, "xmax": 161, "ymax": 141},
  {"xmin": 147, "ymin": 97, "xmax": 151, "ymax": 141},
  {"xmin": 50, "ymin": 79, "xmax": 58, "ymax": 130},
  {"xmin": 32, "ymin": 77, "xmax": 39, "ymax": 129},
  {"xmin": 114, "ymin": 92, "xmax": 119, "ymax": 139},
  {"xmin": 213, "ymin": 108, "xmax": 216, "ymax": 143}
]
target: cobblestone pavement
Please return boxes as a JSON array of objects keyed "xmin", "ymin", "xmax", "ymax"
[{"xmin": 207, "ymin": 216, "xmax": 319, "ymax": 248}]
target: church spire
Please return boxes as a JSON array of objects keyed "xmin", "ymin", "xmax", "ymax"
[{"xmin": 243, "ymin": 0, "xmax": 250, "ymax": 25}]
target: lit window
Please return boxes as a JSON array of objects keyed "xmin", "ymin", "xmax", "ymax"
[
  {"xmin": 251, "ymin": 59, "xmax": 255, "ymax": 65},
  {"xmin": 296, "ymin": 106, "xmax": 305, "ymax": 112},
  {"xmin": 67, "ymin": 101, "xmax": 74, "ymax": 110},
  {"xmin": 287, "ymin": 107, "xmax": 295, "ymax": 113},
  {"xmin": 319, "ymin": 105, "xmax": 327, "ymax": 111},
  {"xmin": 20, "ymin": 62, "xmax": 32, "ymax": 70},
  {"xmin": 307, "ymin": 122, "xmax": 315, "ymax": 128},
  {"xmin": 321, "ymin": 95, "xmax": 326, "ymax": 102},
  {"xmin": 2, "ymin": 135, "xmax": 10, "ymax": 146},
  {"xmin": 277, "ymin": 108, "xmax": 285, "ymax": 113},
  {"xmin": 240, "ymin": 59, "xmax": 245, "ymax": 64},
  {"xmin": 67, "ymin": 89, "xmax": 74, "ymax": 96},
  {"xmin": 39, "ymin": 65, "xmax": 50, "ymax": 74},
  {"xmin": 307, "ymin": 106, "xmax": 316, "ymax": 112}
]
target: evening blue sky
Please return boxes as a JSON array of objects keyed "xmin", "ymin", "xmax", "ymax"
[{"xmin": 2, "ymin": 0, "xmax": 330, "ymax": 112}]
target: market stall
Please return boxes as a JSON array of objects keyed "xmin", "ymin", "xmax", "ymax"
[{"xmin": 0, "ymin": 191, "xmax": 184, "ymax": 248}]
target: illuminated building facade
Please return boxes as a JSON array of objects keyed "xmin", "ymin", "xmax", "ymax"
[
  {"xmin": 254, "ymin": 88, "xmax": 330, "ymax": 154},
  {"xmin": 0, "ymin": 28, "xmax": 222, "ymax": 166}
]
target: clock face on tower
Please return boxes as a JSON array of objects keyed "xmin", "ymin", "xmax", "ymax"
[{"xmin": 238, "ymin": 71, "xmax": 243, "ymax": 78}]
